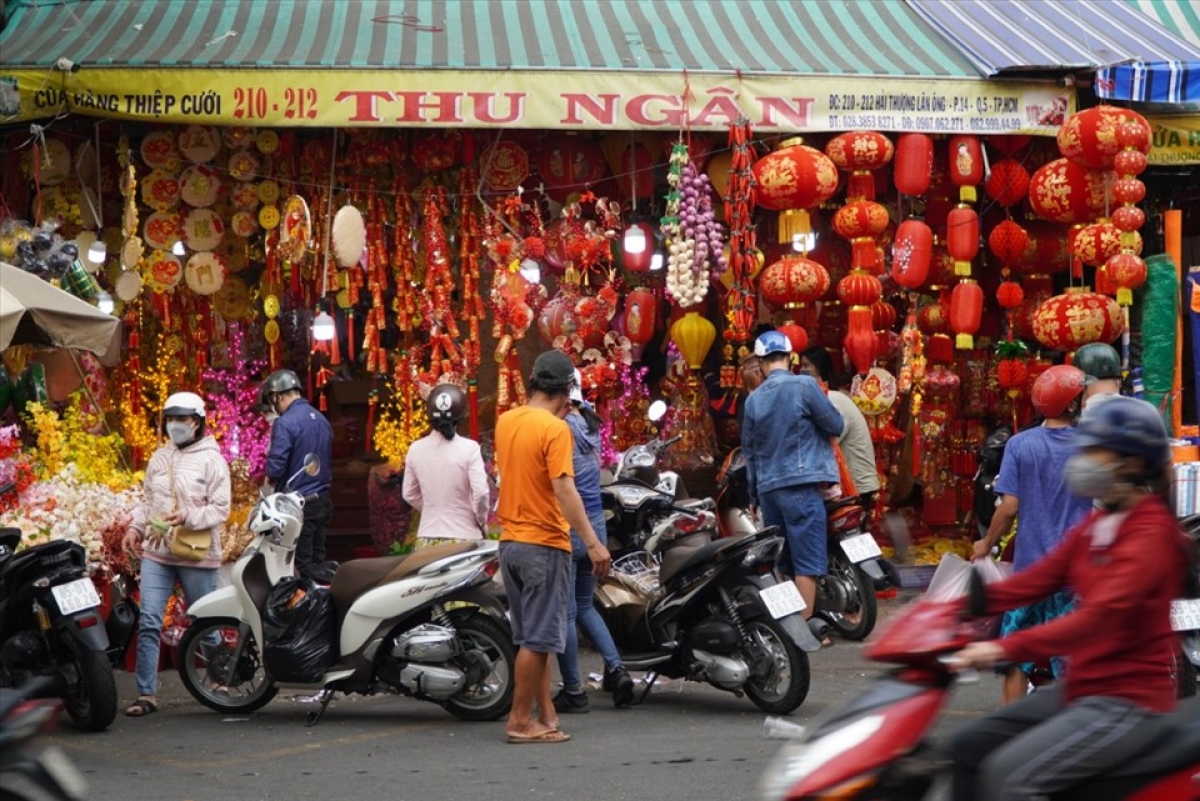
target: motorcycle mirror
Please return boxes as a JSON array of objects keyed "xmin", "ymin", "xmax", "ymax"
[
  {"xmin": 302, "ymin": 453, "xmax": 321, "ymax": 476},
  {"xmin": 647, "ymin": 399, "xmax": 668, "ymax": 422}
]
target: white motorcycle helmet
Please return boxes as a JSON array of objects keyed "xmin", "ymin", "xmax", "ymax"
[{"xmin": 247, "ymin": 494, "xmax": 305, "ymax": 549}]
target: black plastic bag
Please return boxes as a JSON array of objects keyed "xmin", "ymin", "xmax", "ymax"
[{"xmin": 263, "ymin": 577, "xmax": 337, "ymax": 683}]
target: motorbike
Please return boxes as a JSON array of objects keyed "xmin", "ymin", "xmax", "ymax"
[
  {"xmin": 1171, "ymin": 512, "xmax": 1200, "ymax": 699},
  {"xmin": 0, "ymin": 675, "xmax": 88, "ymax": 801},
  {"xmin": 594, "ymin": 489, "xmax": 822, "ymax": 715},
  {"xmin": 758, "ymin": 572, "xmax": 1200, "ymax": 801},
  {"xmin": 716, "ymin": 447, "xmax": 884, "ymax": 641},
  {"xmin": 178, "ymin": 456, "xmax": 516, "ymax": 725},
  {"xmin": 0, "ymin": 504, "xmax": 118, "ymax": 732}
]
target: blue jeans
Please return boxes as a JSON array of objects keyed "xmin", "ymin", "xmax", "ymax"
[
  {"xmin": 760, "ymin": 484, "xmax": 827, "ymax": 577},
  {"xmin": 135, "ymin": 558, "xmax": 218, "ymax": 696},
  {"xmin": 556, "ymin": 509, "xmax": 622, "ymax": 692}
]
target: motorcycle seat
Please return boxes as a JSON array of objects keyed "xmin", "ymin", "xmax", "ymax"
[
  {"xmin": 659, "ymin": 534, "xmax": 750, "ymax": 586},
  {"xmin": 824, "ymin": 496, "xmax": 861, "ymax": 513},
  {"xmin": 1100, "ymin": 697, "xmax": 1200, "ymax": 779},
  {"xmin": 329, "ymin": 542, "xmax": 478, "ymax": 609}
]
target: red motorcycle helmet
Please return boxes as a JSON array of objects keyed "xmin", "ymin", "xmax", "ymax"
[{"xmin": 1031, "ymin": 364, "xmax": 1086, "ymax": 419}]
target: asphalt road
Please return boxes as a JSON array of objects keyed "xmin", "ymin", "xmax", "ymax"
[{"xmin": 43, "ymin": 597, "xmax": 996, "ymax": 801}]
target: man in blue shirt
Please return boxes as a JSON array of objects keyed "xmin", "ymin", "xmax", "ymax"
[
  {"xmin": 262, "ymin": 370, "xmax": 334, "ymax": 581},
  {"xmin": 971, "ymin": 364, "xmax": 1092, "ymax": 703},
  {"xmin": 741, "ymin": 331, "xmax": 843, "ymax": 619}
]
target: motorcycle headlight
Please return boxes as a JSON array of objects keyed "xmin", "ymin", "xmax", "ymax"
[
  {"xmin": 625, "ymin": 447, "xmax": 655, "ymax": 469},
  {"xmin": 758, "ymin": 715, "xmax": 883, "ymax": 800}
]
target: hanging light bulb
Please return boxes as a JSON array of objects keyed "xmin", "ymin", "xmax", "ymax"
[
  {"xmin": 96, "ymin": 291, "xmax": 115, "ymax": 315},
  {"xmin": 791, "ymin": 232, "xmax": 817, "ymax": 253},
  {"xmin": 312, "ymin": 310, "xmax": 336, "ymax": 341},
  {"xmin": 650, "ymin": 249, "xmax": 665, "ymax": 271},
  {"xmin": 518, "ymin": 258, "xmax": 541, "ymax": 284},
  {"xmin": 87, "ymin": 239, "xmax": 107, "ymax": 264},
  {"xmin": 623, "ymin": 224, "xmax": 647, "ymax": 254},
  {"xmin": 172, "ymin": 239, "xmax": 186, "ymax": 257}
]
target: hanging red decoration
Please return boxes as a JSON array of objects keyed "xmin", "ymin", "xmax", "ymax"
[
  {"xmin": 1057, "ymin": 105, "xmax": 1151, "ymax": 169},
  {"xmin": 996, "ymin": 281, "xmax": 1025, "ymax": 310},
  {"xmin": 751, "ymin": 138, "xmax": 839, "ymax": 244},
  {"xmin": 1111, "ymin": 205, "xmax": 1146, "ymax": 234},
  {"xmin": 871, "ymin": 299, "xmax": 897, "ymax": 332},
  {"xmin": 622, "ymin": 221, "xmax": 656, "ymax": 273},
  {"xmin": 950, "ymin": 279, "xmax": 984, "ymax": 349},
  {"xmin": 537, "ymin": 292, "xmax": 579, "ymax": 344},
  {"xmin": 1105, "ymin": 252, "xmax": 1147, "ymax": 306},
  {"xmin": 832, "ymin": 200, "xmax": 890, "ymax": 270},
  {"xmin": 837, "ymin": 270, "xmax": 883, "ymax": 308},
  {"xmin": 537, "ymin": 135, "xmax": 608, "ymax": 203},
  {"xmin": 777, "ymin": 322, "xmax": 809, "ymax": 355},
  {"xmin": 947, "ymin": 135, "xmax": 984, "ymax": 203},
  {"xmin": 891, "ymin": 219, "xmax": 933, "ymax": 289},
  {"xmin": 917, "ymin": 298, "xmax": 950, "ymax": 335},
  {"xmin": 1111, "ymin": 178, "xmax": 1146, "ymax": 205},
  {"xmin": 1032, "ymin": 290, "xmax": 1124, "ymax": 351},
  {"xmin": 844, "ymin": 306, "xmax": 877, "ymax": 374},
  {"xmin": 996, "ymin": 358, "xmax": 1029, "ymax": 392},
  {"xmin": 945, "ymin": 206, "xmax": 979, "ymax": 277},
  {"xmin": 1029, "ymin": 158, "xmax": 1109, "ymax": 224},
  {"xmin": 1012, "ymin": 221, "xmax": 1071, "ymax": 275},
  {"xmin": 986, "ymin": 134, "xmax": 1032, "ymax": 155},
  {"xmin": 759, "ymin": 255, "xmax": 831, "ymax": 313},
  {"xmin": 1071, "ymin": 220, "xmax": 1135, "ymax": 268},
  {"xmin": 623, "ymin": 287, "xmax": 657, "ymax": 345},
  {"xmin": 926, "ymin": 242, "xmax": 956, "ymax": 290},
  {"xmin": 987, "ymin": 219, "xmax": 1029, "ymax": 267},
  {"xmin": 1113, "ymin": 149, "xmax": 1148, "ymax": 176},
  {"xmin": 894, "ymin": 133, "xmax": 933, "ymax": 196},
  {"xmin": 824, "ymin": 131, "xmax": 894, "ymax": 200},
  {"xmin": 984, "ymin": 159, "xmax": 1030, "ymax": 207}
]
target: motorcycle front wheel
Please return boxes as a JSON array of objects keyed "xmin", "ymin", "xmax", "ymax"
[
  {"xmin": 1173, "ymin": 650, "xmax": 1197, "ymax": 699},
  {"xmin": 742, "ymin": 617, "xmax": 810, "ymax": 715},
  {"xmin": 178, "ymin": 618, "xmax": 277, "ymax": 714},
  {"xmin": 823, "ymin": 552, "xmax": 878, "ymax": 641},
  {"xmin": 61, "ymin": 635, "xmax": 117, "ymax": 731},
  {"xmin": 443, "ymin": 612, "xmax": 515, "ymax": 721}
]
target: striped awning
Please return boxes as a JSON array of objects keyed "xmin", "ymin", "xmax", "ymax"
[
  {"xmin": 0, "ymin": 0, "xmax": 979, "ymax": 77},
  {"xmin": 1094, "ymin": 1, "xmax": 1200, "ymax": 104}
]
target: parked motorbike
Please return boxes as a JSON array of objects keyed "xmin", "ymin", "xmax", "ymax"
[
  {"xmin": 595, "ymin": 491, "xmax": 821, "ymax": 715},
  {"xmin": 0, "ymin": 505, "xmax": 117, "ymax": 732},
  {"xmin": 716, "ymin": 448, "xmax": 884, "ymax": 641},
  {"xmin": 178, "ymin": 456, "xmax": 515, "ymax": 725},
  {"xmin": 758, "ymin": 573, "xmax": 1200, "ymax": 801},
  {"xmin": 0, "ymin": 675, "xmax": 88, "ymax": 801}
]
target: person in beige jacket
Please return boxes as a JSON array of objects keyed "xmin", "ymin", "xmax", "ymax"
[{"xmin": 121, "ymin": 391, "xmax": 230, "ymax": 717}]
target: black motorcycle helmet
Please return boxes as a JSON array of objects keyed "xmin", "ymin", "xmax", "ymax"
[
  {"xmin": 427, "ymin": 384, "xmax": 467, "ymax": 440},
  {"xmin": 1073, "ymin": 343, "xmax": 1122, "ymax": 381}
]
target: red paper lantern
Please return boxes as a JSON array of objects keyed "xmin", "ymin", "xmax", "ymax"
[
  {"xmin": 537, "ymin": 135, "xmax": 608, "ymax": 203},
  {"xmin": 891, "ymin": 219, "xmax": 933, "ymax": 289},
  {"xmin": 1071, "ymin": 221, "xmax": 1129, "ymax": 268},
  {"xmin": 1113, "ymin": 149, "xmax": 1148, "ymax": 176},
  {"xmin": 759, "ymin": 256, "xmax": 831, "ymax": 311},
  {"xmin": 996, "ymin": 358, "xmax": 1029, "ymax": 392},
  {"xmin": 1012, "ymin": 221, "xmax": 1071, "ymax": 275},
  {"xmin": 917, "ymin": 299, "xmax": 950, "ymax": 335},
  {"xmin": 987, "ymin": 135, "xmax": 1032, "ymax": 155},
  {"xmin": 622, "ymin": 222, "xmax": 656, "ymax": 273},
  {"xmin": 894, "ymin": 134, "xmax": 933, "ymax": 196},
  {"xmin": 1029, "ymin": 158, "xmax": 1109, "ymax": 224},
  {"xmin": 832, "ymin": 200, "xmax": 890, "ymax": 269},
  {"xmin": 996, "ymin": 281, "xmax": 1025, "ymax": 310},
  {"xmin": 1032, "ymin": 290, "xmax": 1124, "ymax": 351},
  {"xmin": 844, "ymin": 306, "xmax": 877, "ymax": 374},
  {"xmin": 987, "ymin": 219, "xmax": 1030, "ymax": 266},
  {"xmin": 871, "ymin": 300, "xmax": 897, "ymax": 332},
  {"xmin": 837, "ymin": 271, "xmax": 883, "ymax": 307},
  {"xmin": 777, "ymin": 322, "xmax": 809, "ymax": 355},
  {"xmin": 1112, "ymin": 206, "xmax": 1146, "ymax": 233},
  {"xmin": 752, "ymin": 138, "xmax": 840, "ymax": 243},
  {"xmin": 985, "ymin": 159, "xmax": 1030, "ymax": 207},
  {"xmin": 1112, "ymin": 178, "xmax": 1146, "ymax": 205},
  {"xmin": 950, "ymin": 279, "xmax": 983, "ymax": 349},
  {"xmin": 825, "ymin": 131, "xmax": 894, "ymax": 200},
  {"xmin": 1105, "ymin": 252, "xmax": 1147, "ymax": 306},
  {"xmin": 948, "ymin": 135, "xmax": 984, "ymax": 203},
  {"xmin": 1057, "ymin": 106, "xmax": 1151, "ymax": 169},
  {"xmin": 946, "ymin": 206, "xmax": 979, "ymax": 276},
  {"xmin": 623, "ymin": 287, "xmax": 657, "ymax": 345}
]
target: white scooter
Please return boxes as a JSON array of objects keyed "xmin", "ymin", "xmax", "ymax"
[{"xmin": 178, "ymin": 456, "xmax": 515, "ymax": 725}]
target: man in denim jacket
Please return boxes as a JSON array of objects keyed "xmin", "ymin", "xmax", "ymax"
[{"xmin": 741, "ymin": 331, "xmax": 843, "ymax": 618}]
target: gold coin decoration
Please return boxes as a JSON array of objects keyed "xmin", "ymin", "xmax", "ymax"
[
  {"xmin": 258, "ymin": 205, "xmax": 280, "ymax": 229},
  {"xmin": 263, "ymin": 294, "xmax": 280, "ymax": 319},
  {"xmin": 264, "ymin": 319, "xmax": 281, "ymax": 344},
  {"xmin": 257, "ymin": 179, "xmax": 280, "ymax": 204},
  {"xmin": 256, "ymin": 130, "xmax": 280, "ymax": 154}
]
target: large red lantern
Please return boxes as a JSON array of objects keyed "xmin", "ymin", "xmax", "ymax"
[
  {"xmin": 985, "ymin": 159, "xmax": 1030, "ymax": 207},
  {"xmin": 752, "ymin": 138, "xmax": 840, "ymax": 244},
  {"xmin": 537, "ymin": 135, "xmax": 608, "ymax": 203},
  {"xmin": 825, "ymin": 131, "xmax": 894, "ymax": 200},
  {"xmin": 1071, "ymin": 221, "xmax": 1126, "ymax": 268},
  {"xmin": 917, "ymin": 298, "xmax": 950, "ymax": 335},
  {"xmin": 948, "ymin": 135, "xmax": 984, "ymax": 203},
  {"xmin": 1013, "ymin": 221, "xmax": 1070, "ymax": 275},
  {"xmin": 1029, "ymin": 158, "xmax": 1109, "ymax": 224},
  {"xmin": 946, "ymin": 206, "xmax": 979, "ymax": 277},
  {"xmin": 894, "ymin": 134, "xmax": 933, "ymax": 196},
  {"xmin": 1057, "ymin": 106, "xmax": 1151, "ymax": 169},
  {"xmin": 950, "ymin": 279, "xmax": 984, "ymax": 349},
  {"xmin": 832, "ymin": 200, "xmax": 890, "ymax": 270},
  {"xmin": 1032, "ymin": 290, "xmax": 1124, "ymax": 351},
  {"xmin": 891, "ymin": 219, "xmax": 933, "ymax": 289},
  {"xmin": 623, "ymin": 287, "xmax": 657, "ymax": 345},
  {"xmin": 759, "ymin": 256, "xmax": 831, "ymax": 313},
  {"xmin": 1105, "ymin": 252, "xmax": 1147, "ymax": 306}
]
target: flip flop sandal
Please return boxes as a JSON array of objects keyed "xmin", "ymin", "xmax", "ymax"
[
  {"xmin": 125, "ymin": 698, "xmax": 159, "ymax": 717},
  {"xmin": 506, "ymin": 728, "xmax": 571, "ymax": 744}
]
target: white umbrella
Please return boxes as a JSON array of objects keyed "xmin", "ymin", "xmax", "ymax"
[{"xmin": 0, "ymin": 261, "xmax": 121, "ymax": 365}]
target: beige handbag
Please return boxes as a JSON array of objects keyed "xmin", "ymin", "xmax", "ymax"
[{"xmin": 167, "ymin": 461, "xmax": 210, "ymax": 561}]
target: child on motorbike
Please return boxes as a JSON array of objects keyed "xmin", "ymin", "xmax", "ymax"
[{"xmin": 948, "ymin": 397, "xmax": 1191, "ymax": 801}]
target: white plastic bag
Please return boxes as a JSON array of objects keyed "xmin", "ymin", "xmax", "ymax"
[{"xmin": 924, "ymin": 553, "xmax": 1011, "ymax": 602}]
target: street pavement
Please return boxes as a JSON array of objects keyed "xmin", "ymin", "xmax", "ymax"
[{"xmin": 43, "ymin": 596, "xmax": 996, "ymax": 801}]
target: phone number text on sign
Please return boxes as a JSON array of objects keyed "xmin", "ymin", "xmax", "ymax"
[{"xmin": 232, "ymin": 87, "xmax": 319, "ymax": 121}]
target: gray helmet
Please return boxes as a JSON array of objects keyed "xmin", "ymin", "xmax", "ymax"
[
  {"xmin": 1073, "ymin": 343, "xmax": 1121, "ymax": 381},
  {"xmin": 262, "ymin": 369, "xmax": 302, "ymax": 395}
]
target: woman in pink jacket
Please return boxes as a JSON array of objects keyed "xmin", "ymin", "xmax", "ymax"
[{"xmin": 122, "ymin": 392, "xmax": 230, "ymax": 717}]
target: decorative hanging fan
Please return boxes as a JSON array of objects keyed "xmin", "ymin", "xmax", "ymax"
[
  {"xmin": 142, "ymin": 211, "xmax": 183, "ymax": 251},
  {"xmin": 332, "ymin": 205, "xmax": 366, "ymax": 267},
  {"xmin": 278, "ymin": 195, "xmax": 311, "ymax": 261},
  {"xmin": 178, "ymin": 125, "xmax": 220, "ymax": 164},
  {"xmin": 185, "ymin": 251, "xmax": 226, "ymax": 295},
  {"xmin": 228, "ymin": 150, "xmax": 260, "ymax": 182},
  {"xmin": 231, "ymin": 181, "xmax": 260, "ymax": 211},
  {"xmin": 231, "ymin": 210, "xmax": 259, "ymax": 239},
  {"xmin": 121, "ymin": 235, "xmax": 144, "ymax": 270}
]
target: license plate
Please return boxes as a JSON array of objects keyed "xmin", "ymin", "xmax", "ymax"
[
  {"xmin": 840, "ymin": 532, "xmax": 882, "ymax": 563},
  {"xmin": 759, "ymin": 580, "xmax": 806, "ymax": 619},
  {"xmin": 51, "ymin": 578, "xmax": 101, "ymax": 616},
  {"xmin": 39, "ymin": 745, "xmax": 88, "ymax": 799},
  {"xmin": 1171, "ymin": 598, "xmax": 1200, "ymax": 632}
]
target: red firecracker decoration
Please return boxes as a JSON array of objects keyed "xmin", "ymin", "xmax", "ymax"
[
  {"xmin": 825, "ymin": 130, "xmax": 894, "ymax": 201},
  {"xmin": 891, "ymin": 219, "xmax": 932, "ymax": 289},
  {"xmin": 752, "ymin": 138, "xmax": 839, "ymax": 244},
  {"xmin": 894, "ymin": 133, "xmax": 933, "ymax": 196}
]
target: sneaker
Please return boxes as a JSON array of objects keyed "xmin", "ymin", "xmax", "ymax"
[
  {"xmin": 552, "ymin": 689, "xmax": 589, "ymax": 714},
  {"xmin": 606, "ymin": 666, "xmax": 635, "ymax": 708}
]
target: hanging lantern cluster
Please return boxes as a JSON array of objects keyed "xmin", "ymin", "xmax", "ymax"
[
  {"xmin": 945, "ymin": 135, "xmax": 983, "ymax": 350},
  {"xmin": 1107, "ymin": 118, "xmax": 1152, "ymax": 306},
  {"xmin": 751, "ymin": 137, "xmax": 838, "ymax": 246}
]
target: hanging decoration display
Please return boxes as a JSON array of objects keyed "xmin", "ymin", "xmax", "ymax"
[
  {"xmin": 751, "ymin": 137, "xmax": 838, "ymax": 245},
  {"xmin": 893, "ymin": 133, "xmax": 933, "ymax": 197},
  {"xmin": 1032, "ymin": 289, "xmax": 1123, "ymax": 352},
  {"xmin": 661, "ymin": 142, "xmax": 724, "ymax": 309},
  {"xmin": 719, "ymin": 117, "xmax": 759, "ymax": 394},
  {"xmin": 825, "ymin": 130, "xmax": 895, "ymax": 202}
]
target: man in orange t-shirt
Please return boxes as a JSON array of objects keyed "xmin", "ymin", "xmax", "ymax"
[{"xmin": 496, "ymin": 349, "xmax": 611, "ymax": 744}]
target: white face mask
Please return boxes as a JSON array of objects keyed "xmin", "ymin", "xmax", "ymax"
[{"xmin": 166, "ymin": 421, "xmax": 196, "ymax": 446}]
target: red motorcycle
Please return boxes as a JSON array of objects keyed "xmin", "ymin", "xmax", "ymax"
[{"xmin": 758, "ymin": 579, "xmax": 1200, "ymax": 800}]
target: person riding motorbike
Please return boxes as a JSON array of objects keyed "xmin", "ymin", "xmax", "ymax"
[
  {"xmin": 1074, "ymin": 342, "xmax": 1122, "ymax": 408},
  {"xmin": 948, "ymin": 397, "xmax": 1191, "ymax": 801}
]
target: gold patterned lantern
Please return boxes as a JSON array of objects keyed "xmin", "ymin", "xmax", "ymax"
[
  {"xmin": 751, "ymin": 138, "xmax": 839, "ymax": 244},
  {"xmin": 1032, "ymin": 289, "xmax": 1123, "ymax": 352}
]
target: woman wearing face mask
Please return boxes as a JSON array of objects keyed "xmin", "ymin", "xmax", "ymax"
[
  {"xmin": 121, "ymin": 391, "xmax": 231, "ymax": 717},
  {"xmin": 948, "ymin": 397, "xmax": 1192, "ymax": 801}
]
